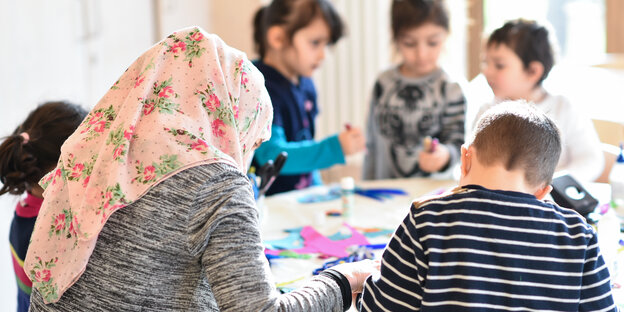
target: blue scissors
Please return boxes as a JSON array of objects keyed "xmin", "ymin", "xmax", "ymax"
[{"xmin": 247, "ymin": 172, "xmax": 261, "ymax": 200}]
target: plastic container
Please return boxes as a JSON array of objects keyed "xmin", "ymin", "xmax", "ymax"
[
  {"xmin": 340, "ymin": 177, "xmax": 355, "ymax": 221},
  {"xmin": 598, "ymin": 209, "xmax": 620, "ymax": 277}
]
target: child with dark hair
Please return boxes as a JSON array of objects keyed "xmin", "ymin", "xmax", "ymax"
[
  {"xmin": 478, "ymin": 19, "xmax": 603, "ymax": 182},
  {"xmin": 358, "ymin": 101, "xmax": 616, "ymax": 311},
  {"xmin": 363, "ymin": 0, "xmax": 466, "ymax": 180},
  {"xmin": 252, "ymin": 0, "xmax": 366, "ymax": 195},
  {"xmin": 0, "ymin": 101, "xmax": 87, "ymax": 312}
]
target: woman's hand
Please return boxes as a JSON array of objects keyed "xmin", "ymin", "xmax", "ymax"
[
  {"xmin": 418, "ymin": 143, "xmax": 450, "ymax": 173},
  {"xmin": 330, "ymin": 259, "xmax": 380, "ymax": 293}
]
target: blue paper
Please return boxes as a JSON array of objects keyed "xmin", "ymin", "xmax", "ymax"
[{"xmin": 264, "ymin": 227, "xmax": 304, "ymax": 249}]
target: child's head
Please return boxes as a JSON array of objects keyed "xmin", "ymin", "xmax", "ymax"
[
  {"xmin": 0, "ymin": 101, "xmax": 87, "ymax": 195},
  {"xmin": 253, "ymin": 0, "xmax": 344, "ymax": 79},
  {"xmin": 391, "ymin": 0, "xmax": 449, "ymax": 77},
  {"xmin": 483, "ymin": 19, "xmax": 554, "ymax": 100},
  {"xmin": 467, "ymin": 101, "xmax": 561, "ymax": 189}
]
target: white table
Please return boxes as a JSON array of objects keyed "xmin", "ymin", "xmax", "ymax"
[
  {"xmin": 260, "ymin": 179, "xmax": 624, "ymax": 308},
  {"xmin": 260, "ymin": 178, "xmax": 456, "ymax": 292}
]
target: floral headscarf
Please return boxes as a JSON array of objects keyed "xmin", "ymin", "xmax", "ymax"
[{"xmin": 24, "ymin": 27, "xmax": 273, "ymax": 303}]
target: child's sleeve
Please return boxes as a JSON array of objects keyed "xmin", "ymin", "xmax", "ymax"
[
  {"xmin": 578, "ymin": 232, "xmax": 617, "ymax": 311},
  {"xmin": 558, "ymin": 100, "xmax": 604, "ymax": 182},
  {"xmin": 253, "ymin": 125, "xmax": 345, "ymax": 175},
  {"xmin": 471, "ymin": 102, "xmax": 494, "ymax": 131},
  {"xmin": 358, "ymin": 205, "xmax": 426, "ymax": 310},
  {"xmin": 438, "ymin": 81, "xmax": 466, "ymax": 171}
]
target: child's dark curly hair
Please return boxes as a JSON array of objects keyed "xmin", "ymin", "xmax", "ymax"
[{"xmin": 0, "ymin": 101, "xmax": 87, "ymax": 195}]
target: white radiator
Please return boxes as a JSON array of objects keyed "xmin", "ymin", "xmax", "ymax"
[{"xmin": 315, "ymin": 0, "xmax": 392, "ymax": 140}]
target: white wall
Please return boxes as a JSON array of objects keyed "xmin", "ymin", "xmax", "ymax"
[
  {"xmin": 0, "ymin": 0, "xmax": 210, "ymax": 308},
  {"xmin": 1, "ymin": 2, "xmax": 98, "ymax": 308}
]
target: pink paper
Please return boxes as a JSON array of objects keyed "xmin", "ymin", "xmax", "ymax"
[
  {"xmin": 264, "ymin": 223, "xmax": 370, "ymax": 257},
  {"xmin": 294, "ymin": 223, "xmax": 369, "ymax": 257}
]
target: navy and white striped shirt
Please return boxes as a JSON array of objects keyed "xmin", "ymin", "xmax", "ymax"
[{"xmin": 359, "ymin": 184, "xmax": 617, "ymax": 311}]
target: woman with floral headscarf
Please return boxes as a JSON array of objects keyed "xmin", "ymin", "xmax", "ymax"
[{"xmin": 24, "ymin": 27, "xmax": 377, "ymax": 312}]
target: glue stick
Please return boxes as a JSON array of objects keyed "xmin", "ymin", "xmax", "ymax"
[{"xmin": 341, "ymin": 177, "xmax": 355, "ymax": 221}]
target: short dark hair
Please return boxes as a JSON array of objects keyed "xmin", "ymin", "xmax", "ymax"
[
  {"xmin": 471, "ymin": 101, "xmax": 561, "ymax": 186},
  {"xmin": 0, "ymin": 101, "xmax": 87, "ymax": 195},
  {"xmin": 487, "ymin": 19, "xmax": 554, "ymax": 86},
  {"xmin": 253, "ymin": 0, "xmax": 345, "ymax": 59},
  {"xmin": 391, "ymin": 0, "xmax": 449, "ymax": 40}
]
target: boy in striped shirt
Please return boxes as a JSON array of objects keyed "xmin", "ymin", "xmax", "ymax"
[{"xmin": 358, "ymin": 101, "xmax": 617, "ymax": 311}]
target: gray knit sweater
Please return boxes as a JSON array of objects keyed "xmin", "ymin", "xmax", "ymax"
[
  {"xmin": 29, "ymin": 163, "xmax": 343, "ymax": 311},
  {"xmin": 363, "ymin": 66, "xmax": 466, "ymax": 180}
]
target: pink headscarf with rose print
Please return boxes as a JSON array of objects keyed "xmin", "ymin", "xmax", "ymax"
[{"xmin": 24, "ymin": 27, "xmax": 272, "ymax": 303}]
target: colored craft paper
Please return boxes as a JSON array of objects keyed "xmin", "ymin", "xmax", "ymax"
[
  {"xmin": 362, "ymin": 229, "xmax": 394, "ymax": 238},
  {"xmin": 265, "ymin": 228, "xmax": 304, "ymax": 250},
  {"xmin": 294, "ymin": 223, "xmax": 369, "ymax": 257},
  {"xmin": 264, "ymin": 223, "xmax": 370, "ymax": 257}
]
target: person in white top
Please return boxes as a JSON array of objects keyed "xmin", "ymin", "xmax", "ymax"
[{"xmin": 476, "ymin": 19, "xmax": 603, "ymax": 182}]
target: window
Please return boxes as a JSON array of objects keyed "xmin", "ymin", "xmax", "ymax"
[{"xmin": 483, "ymin": 0, "xmax": 606, "ymax": 63}]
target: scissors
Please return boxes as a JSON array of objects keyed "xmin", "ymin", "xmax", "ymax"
[
  {"xmin": 354, "ymin": 187, "xmax": 408, "ymax": 201},
  {"xmin": 257, "ymin": 152, "xmax": 288, "ymax": 196}
]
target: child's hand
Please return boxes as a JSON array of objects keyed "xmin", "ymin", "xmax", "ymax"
[
  {"xmin": 418, "ymin": 144, "xmax": 450, "ymax": 173},
  {"xmin": 338, "ymin": 126, "xmax": 365, "ymax": 156}
]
